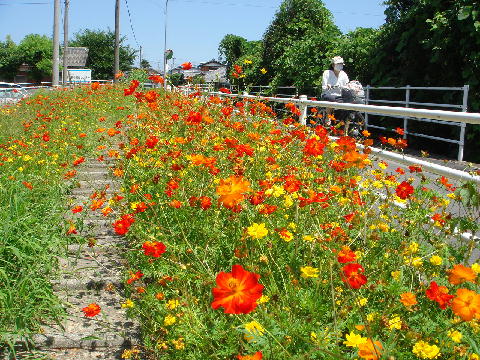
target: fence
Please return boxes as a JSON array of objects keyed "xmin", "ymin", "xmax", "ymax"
[
  {"xmin": 364, "ymin": 85, "xmax": 470, "ymax": 161},
  {"xmin": 207, "ymin": 91, "xmax": 480, "ymax": 185}
]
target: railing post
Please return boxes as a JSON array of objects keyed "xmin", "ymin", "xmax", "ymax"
[
  {"xmin": 365, "ymin": 85, "xmax": 370, "ymax": 129},
  {"xmin": 458, "ymin": 85, "xmax": 470, "ymax": 161},
  {"xmin": 299, "ymin": 94, "xmax": 308, "ymax": 126},
  {"xmin": 404, "ymin": 85, "xmax": 410, "ymax": 140}
]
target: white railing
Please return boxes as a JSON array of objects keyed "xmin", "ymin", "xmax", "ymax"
[
  {"xmin": 208, "ymin": 91, "xmax": 480, "ymax": 185},
  {"xmin": 364, "ymin": 85, "xmax": 470, "ymax": 161}
]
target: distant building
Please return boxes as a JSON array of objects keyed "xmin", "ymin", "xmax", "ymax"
[{"xmin": 199, "ymin": 60, "xmax": 226, "ymax": 72}]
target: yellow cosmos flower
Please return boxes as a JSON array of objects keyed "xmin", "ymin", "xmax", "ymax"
[
  {"xmin": 164, "ymin": 314, "xmax": 176, "ymax": 326},
  {"xmin": 260, "ymin": 68, "xmax": 267, "ymax": 74},
  {"xmin": 247, "ymin": 223, "xmax": 269, "ymax": 239},
  {"xmin": 244, "ymin": 321, "xmax": 265, "ymax": 342},
  {"xmin": 430, "ymin": 255, "xmax": 443, "ymax": 266},
  {"xmin": 388, "ymin": 315, "xmax": 402, "ymax": 330},
  {"xmin": 471, "ymin": 263, "xmax": 480, "ymax": 274},
  {"xmin": 300, "ymin": 266, "xmax": 319, "ymax": 278},
  {"xmin": 121, "ymin": 299, "xmax": 134, "ymax": 308},
  {"xmin": 412, "ymin": 340, "xmax": 441, "ymax": 359},
  {"xmin": 244, "ymin": 59, "xmax": 252, "ymax": 64},
  {"xmin": 447, "ymin": 329, "xmax": 462, "ymax": 343},
  {"xmin": 343, "ymin": 331, "xmax": 367, "ymax": 347},
  {"xmin": 166, "ymin": 299, "xmax": 180, "ymax": 310}
]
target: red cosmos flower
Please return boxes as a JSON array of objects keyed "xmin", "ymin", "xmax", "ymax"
[
  {"xmin": 395, "ymin": 167, "xmax": 405, "ymax": 175},
  {"xmin": 71, "ymin": 205, "xmax": 83, "ymax": 213},
  {"xmin": 408, "ymin": 165, "xmax": 422, "ymax": 173},
  {"xmin": 237, "ymin": 351, "xmax": 262, "ymax": 360},
  {"xmin": 144, "ymin": 90, "xmax": 159, "ymax": 103},
  {"xmin": 235, "ymin": 144, "xmax": 254, "ymax": 157},
  {"xmin": 124, "ymin": 87, "xmax": 135, "ymax": 96},
  {"xmin": 145, "ymin": 135, "xmax": 159, "ymax": 149},
  {"xmin": 169, "ymin": 199, "xmax": 182, "ymax": 208},
  {"xmin": 211, "ymin": 264, "xmax": 263, "ymax": 314},
  {"xmin": 199, "ymin": 196, "xmax": 212, "ymax": 210},
  {"xmin": 258, "ymin": 204, "xmax": 277, "ymax": 215},
  {"xmin": 249, "ymin": 191, "xmax": 265, "ymax": 205},
  {"xmin": 82, "ymin": 303, "xmax": 101, "ymax": 317},
  {"xmin": 395, "ymin": 127, "xmax": 405, "ymax": 135},
  {"xmin": 233, "ymin": 64, "xmax": 243, "ymax": 74},
  {"xmin": 73, "ymin": 156, "xmax": 85, "ymax": 166},
  {"xmin": 186, "ymin": 111, "xmax": 202, "ymax": 125},
  {"xmin": 127, "ymin": 270, "xmax": 144, "ymax": 284},
  {"xmin": 219, "ymin": 87, "xmax": 231, "ymax": 94},
  {"xmin": 303, "ymin": 138, "xmax": 326, "ymax": 157},
  {"xmin": 425, "ymin": 281, "xmax": 454, "ymax": 309},
  {"xmin": 395, "ymin": 181, "xmax": 414, "ymax": 199},
  {"xmin": 113, "ymin": 214, "xmax": 135, "ymax": 235},
  {"xmin": 148, "ymin": 75, "xmax": 164, "ymax": 84},
  {"xmin": 142, "ymin": 241, "xmax": 166, "ymax": 257},
  {"xmin": 337, "ymin": 246, "xmax": 357, "ymax": 263},
  {"xmin": 42, "ymin": 133, "xmax": 50, "ymax": 142},
  {"xmin": 181, "ymin": 62, "xmax": 193, "ymax": 70},
  {"xmin": 342, "ymin": 263, "xmax": 367, "ymax": 289}
]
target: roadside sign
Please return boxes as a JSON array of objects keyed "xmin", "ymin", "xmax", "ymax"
[
  {"xmin": 63, "ymin": 47, "xmax": 89, "ymax": 67},
  {"xmin": 67, "ymin": 69, "xmax": 92, "ymax": 83}
]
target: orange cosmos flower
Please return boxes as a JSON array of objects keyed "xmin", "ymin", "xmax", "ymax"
[
  {"xmin": 114, "ymin": 71, "xmax": 125, "ymax": 79},
  {"xmin": 211, "ymin": 264, "xmax": 263, "ymax": 314},
  {"xmin": 358, "ymin": 339, "xmax": 383, "ymax": 360},
  {"xmin": 91, "ymin": 82, "xmax": 100, "ymax": 90},
  {"xmin": 337, "ymin": 246, "xmax": 356, "ymax": 263},
  {"xmin": 400, "ymin": 292, "xmax": 417, "ymax": 307},
  {"xmin": 237, "ymin": 351, "xmax": 262, "ymax": 360},
  {"xmin": 451, "ymin": 288, "xmax": 480, "ymax": 321},
  {"xmin": 181, "ymin": 62, "xmax": 193, "ymax": 70},
  {"xmin": 72, "ymin": 156, "xmax": 85, "ymax": 167},
  {"xmin": 303, "ymin": 138, "xmax": 326, "ymax": 156},
  {"xmin": 142, "ymin": 241, "xmax": 166, "ymax": 257},
  {"xmin": 101, "ymin": 207, "xmax": 113, "ymax": 216},
  {"xmin": 448, "ymin": 264, "xmax": 477, "ymax": 285},
  {"xmin": 216, "ymin": 175, "xmax": 251, "ymax": 209},
  {"xmin": 22, "ymin": 181, "xmax": 33, "ymax": 190},
  {"xmin": 82, "ymin": 303, "xmax": 101, "ymax": 317},
  {"xmin": 148, "ymin": 75, "xmax": 164, "ymax": 84}
]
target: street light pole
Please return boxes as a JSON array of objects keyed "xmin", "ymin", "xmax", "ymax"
[
  {"xmin": 163, "ymin": 0, "xmax": 169, "ymax": 90},
  {"xmin": 62, "ymin": 0, "xmax": 69, "ymax": 85},
  {"xmin": 52, "ymin": 0, "xmax": 60, "ymax": 86}
]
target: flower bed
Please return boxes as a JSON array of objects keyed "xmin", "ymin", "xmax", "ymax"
[
  {"xmin": 116, "ymin": 82, "xmax": 479, "ymax": 359},
  {"xmin": 1, "ymin": 82, "xmax": 478, "ymax": 359}
]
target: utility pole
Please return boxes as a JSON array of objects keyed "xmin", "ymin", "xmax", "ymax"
[
  {"xmin": 114, "ymin": 0, "xmax": 120, "ymax": 81},
  {"xmin": 62, "ymin": 0, "xmax": 69, "ymax": 85},
  {"xmin": 52, "ymin": 0, "xmax": 60, "ymax": 86},
  {"xmin": 139, "ymin": 46, "xmax": 142, "ymax": 68},
  {"xmin": 163, "ymin": 0, "xmax": 169, "ymax": 89}
]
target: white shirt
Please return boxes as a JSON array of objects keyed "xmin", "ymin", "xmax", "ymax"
[{"xmin": 322, "ymin": 70, "xmax": 349, "ymax": 97}]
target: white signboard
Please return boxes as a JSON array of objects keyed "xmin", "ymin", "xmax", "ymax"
[{"xmin": 67, "ymin": 69, "xmax": 92, "ymax": 83}]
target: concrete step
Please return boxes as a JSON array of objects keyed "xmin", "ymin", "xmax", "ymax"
[
  {"xmin": 30, "ymin": 348, "xmax": 126, "ymax": 360},
  {"xmin": 34, "ymin": 288, "xmax": 138, "ymax": 350},
  {"xmin": 70, "ymin": 188, "xmax": 120, "ymax": 197}
]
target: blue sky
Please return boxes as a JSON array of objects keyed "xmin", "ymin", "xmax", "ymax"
[{"xmin": 0, "ymin": 0, "xmax": 386, "ymax": 70}]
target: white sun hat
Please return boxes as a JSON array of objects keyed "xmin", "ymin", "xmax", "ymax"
[{"xmin": 332, "ymin": 56, "xmax": 344, "ymax": 64}]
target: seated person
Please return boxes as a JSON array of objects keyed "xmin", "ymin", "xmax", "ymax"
[{"xmin": 322, "ymin": 56, "xmax": 349, "ymax": 114}]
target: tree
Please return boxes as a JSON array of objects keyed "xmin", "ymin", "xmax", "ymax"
[
  {"xmin": 70, "ymin": 29, "xmax": 136, "ymax": 79},
  {"xmin": 328, "ymin": 28, "xmax": 380, "ymax": 84},
  {"xmin": 140, "ymin": 59, "xmax": 151, "ymax": 69},
  {"xmin": 261, "ymin": 0, "xmax": 341, "ymax": 88},
  {"xmin": 0, "ymin": 34, "xmax": 53, "ymax": 82},
  {"xmin": 218, "ymin": 35, "xmax": 250, "ymax": 79},
  {"xmin": 0, "ymin": 36, "xmax": 18, "ymax": 81}
]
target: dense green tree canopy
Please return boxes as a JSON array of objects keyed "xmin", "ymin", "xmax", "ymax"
[
  {"xmin": 0, "ymin": 34, "xmax": 53, "ymax": 82},
  {"xmin": 261, "ymin": 0, "xmax": 340, "ymax": 88},
  {"xmin": 70, "ymin": 29, "xmax": 136, "ymax": 80}
]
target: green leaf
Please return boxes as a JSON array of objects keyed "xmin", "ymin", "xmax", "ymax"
[{"xmin": 458, "ymin": 6, "xmax": 471, "ymax": 20}]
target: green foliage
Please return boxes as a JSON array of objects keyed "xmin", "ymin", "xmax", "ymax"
[
  {"xmin": 169, "ymin": 73, "xmax": 185, "ymax": 86},
  {"xmin": 328, "ymin": 28, "xmax": 380, "ymax": 84},
  {"xmin": 218, "ymin": 35, "xmax": 261, "ymax": 82},
  {"xmin": 140, "ymin": 59, "xmax": 151, "ymax": 69},
  {"xmin": 0, "ymin": 34, "xmax": 53, "ymax": 82},
  {"xmin": 0, "ymin": 36, "xmax": 19, "ymax": 81},
  {"xmin": 261, "ymin": 0, "xmax": 340, "ymax": 87},
  {"xmin": 70, "ymin": 29, "xmax": 136, "ymax": 80},
  {"xmin": 127, "ymin": 68, "xmax": 149, "ymax": 85}
]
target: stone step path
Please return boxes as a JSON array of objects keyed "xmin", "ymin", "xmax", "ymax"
[{"xmin": 32, "ymin": 156, "xmax": 139, "ymax": 360}]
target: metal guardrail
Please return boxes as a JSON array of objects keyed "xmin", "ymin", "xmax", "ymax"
[
  {"xmin": 208, "ymin": 91, "xmax": 480, "ymax": 185},
  {"xmin": 364, "ymin": 85, "xmax": 469, "ymax": 161}
]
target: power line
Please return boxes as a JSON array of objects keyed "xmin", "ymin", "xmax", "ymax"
[{"xmin": 124, "ymin": 0, "xmax": 140, "ymax": 47}]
